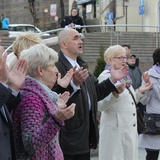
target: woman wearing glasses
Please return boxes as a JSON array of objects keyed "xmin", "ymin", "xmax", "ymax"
[{"xmin": 97, "ymin": 45, "xmax": 153, "ymax": 160}]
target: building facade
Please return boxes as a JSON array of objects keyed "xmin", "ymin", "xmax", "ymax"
[
  {"xmin": 0, "ymin": 0, "xmax": 69, "ymax": 30},
  {"xmin": 1, "ymin": 0, "xmax": 160, "ymax": 32},
  {"xmin": 69, "ymin": 0, "xmax": 160, "ymax": 32}
]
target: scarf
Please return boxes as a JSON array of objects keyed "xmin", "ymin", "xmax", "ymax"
[
  {"xmin": 28, "ymin": 76, "xmax": 58, "ymax": 103},
  {"xmin": 105, "ymin": 65, "xmax": 132, "ymax": 88}
]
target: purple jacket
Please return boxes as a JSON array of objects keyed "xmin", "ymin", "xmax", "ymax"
[{"xmin": 12, "ymin": 77, "xmax": 64, "ymax": 160}]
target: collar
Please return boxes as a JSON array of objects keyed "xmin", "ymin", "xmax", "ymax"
[{"xmin": 64, "ymin": 54, "xmax": 80, "ymax": 69}]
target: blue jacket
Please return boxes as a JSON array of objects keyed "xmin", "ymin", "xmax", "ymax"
[{"xmin": 1, "ymin": 17, "xmax": 10, "ymax": 29}]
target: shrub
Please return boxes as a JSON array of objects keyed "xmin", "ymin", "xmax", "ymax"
[{"xmin": 93, "ymin": 45, "xmax": 106, "ymax": 77}]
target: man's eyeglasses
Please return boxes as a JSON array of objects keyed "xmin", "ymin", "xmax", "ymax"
[{"xmin": 114, "ymin": 56, "xmax": 127, "ymax": 61}]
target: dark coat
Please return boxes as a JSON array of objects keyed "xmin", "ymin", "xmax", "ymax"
[
  {"xmin": 54, "ymin": 50, "xmax": 117, "ymax": 155},
  {"xmin": 0, "ymin": 83, "xmax": 20, "ymax": 160},
  {"xmin": 61, "ymin": 15, "xmax": 84, "ymax": 33},
  {"xmin": 128, "ymin": 64, "xmax": 142, "ymax": 90}
]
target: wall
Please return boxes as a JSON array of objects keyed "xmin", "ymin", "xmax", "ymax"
[{"xmin": 0, "ymin": 0, "xmax": 69, "ymax": 30}]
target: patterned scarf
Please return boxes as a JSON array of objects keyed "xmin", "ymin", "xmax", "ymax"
[
  {"xmin": 28, "ymin": 76, "xmax": 58, "ymax": 103},
  {"xmin": 105, "ymin": 65, "xmax": 132, "ymax": 88}
]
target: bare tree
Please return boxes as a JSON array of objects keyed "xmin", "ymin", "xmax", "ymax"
[
  {"xmin": 60, "ymin": 0, "xmax": 65, "ymax": 19},
  {"xmin": 28, "ymin": 0, "xmax": 37, "ymax": 25}
]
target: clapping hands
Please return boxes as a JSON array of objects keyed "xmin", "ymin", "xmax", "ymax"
[
  {"xmin": 0, "ymin": 45, "xmax": 28, "ymax": 91},
  {"xmin": 110, "ymin": 65, "xmax": 128, "ymax": 83},
  {"xmin": 138, "ymin": 72, "xmax": 154, "ymax": 94},
  {"xmin": 55, "ymin": 91, "xmax": 76, "ymax": 121}
]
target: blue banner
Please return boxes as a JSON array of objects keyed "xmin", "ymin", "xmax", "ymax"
[
  {"xmin": 139, "ymin": 5, "xmax": 144, "ymax": 15},
  {"xmin": 106, "ymin": 12, "xmax": 114, "ymax": 20},
  {"xmin": 77, "ymin": 0, "xmax": 96, "ymax": 5}
]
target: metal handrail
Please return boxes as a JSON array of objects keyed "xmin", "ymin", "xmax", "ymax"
[{"xmin": 4, "ymin": 24, "xmax": 160, "ymax": 53}]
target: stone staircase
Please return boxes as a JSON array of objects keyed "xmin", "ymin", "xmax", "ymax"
[
  {"xmin": 83, "ymin": 31, "xmax": 158, "ymax": 72},
  {"xmin": 85, "ymin": 19, "xmax": 102, "ymax": 33},
  {"xmin": 1, "ymin": 31, "xmax": 159, "ymax": 73}
]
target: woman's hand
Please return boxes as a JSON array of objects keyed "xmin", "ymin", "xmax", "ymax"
[
  {"xmin": 55, "ymin": 91, "xmax": 76, "ymax": 120},
  {"xmin": 0, "ymin": 46, "xmax": 8, "ymax": 84},
  {"xmin": 8, "ymin": 59, "xmax": 28, "ymax": 91},
  {"xmin": 55, "ymin": 103, "xmax": 76, "ymax": 121},
  {"xmin": 112, "ymin": 83, "xmax": 126, "ymax": 98},
  {"xmin": 139, "ymin": 73, "xmax": 154, "ymax": 94},
  {"xmin": 142, "ymin": 72, "xmax": 150, "ymax": 84},
  {"xmin": 56, "ymin": 91, "xmax": 70, "ymax": 107},
  {"xmin": 138, "ymin": 82, "xmax": 154, "ymax": 94},
  {"xmin": 110, "ymin": 65, "xmax": 128, "ymax": 83},
  {"xmin": 57, "ymin": 67, "xmax": 75, "ymax": 88}
]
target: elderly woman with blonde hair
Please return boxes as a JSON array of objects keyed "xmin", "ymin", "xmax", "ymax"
[
  {"xmin": 98, "ymin": 44, "xmax": 153, "ymax": 160},
  {"xmin": 11, "ymin": 43, "xmax": 76, "ymax": 160},
  {"xmin": 6, "ymin": 31, "xmax": 44, "ymax": 70}
]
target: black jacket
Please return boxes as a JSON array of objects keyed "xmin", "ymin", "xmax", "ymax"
[
  {"xmin": 61, "ymin": 15, "xmax": 84, "ymax": 33},
  {"xmin": 0, "ymin": 83, "xmax": 20, "ymax": 160},
  {"xmin": 53, "ymin": 51, "xmax": 117, "ymax": 155}
]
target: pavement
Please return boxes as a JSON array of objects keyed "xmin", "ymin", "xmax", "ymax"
[{"xmin": 90, "ymin": 148, "xmax": 160, "ymax": 160}]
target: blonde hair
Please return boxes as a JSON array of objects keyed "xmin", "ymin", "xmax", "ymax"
[
  {"xmin": 104, "ymin": 45, "xmax": 126, "ymax": 64},
  {"xmin": 20, "ymin": 44, "xmax": 58, "ymax": 77},
  {"xmin": 13, "ymin": 31, "xmax": 44, "ymax": 57}
]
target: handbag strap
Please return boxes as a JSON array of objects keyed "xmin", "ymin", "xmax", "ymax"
[{"xmin": 127, "ymin": 87, "xmax": 137, "ymax": 108}]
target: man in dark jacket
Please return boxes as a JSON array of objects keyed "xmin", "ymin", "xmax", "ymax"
[
  {"xmin": 122, "ymin": 43, "xmax": 139, "ymax": 67},
  {"xmin": 53, "ymin": 28, "xmax": 128, "ymax": 160},
  {"xmin": 61, "ymin": 8, "xmax": 84, "ymax": 33},
  {"xmin": 127, "ymin": 53, "xmax": 146, "ymax": 113},
  {"xmin": 0, "ymin": 45, "xmax": 28, "ymax": 160},
  {"xmin": 127, "ymin": 54, "xmax": 142, "ymax": 89}
]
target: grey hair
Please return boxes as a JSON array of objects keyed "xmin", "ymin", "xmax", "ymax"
[
  {"xmin": 104, "ymin": 45, "xmax": 126, "ymax": 64},
  {"xmin": 58, "ymin": 28, "xmax": 69, "ymax": 45},
  {"xmin": 58, "ymin": 28, "xmax": 79, "ymax": 46},
  {"xmin": 20, "ymin": 43, "xmax": 58, "ymax": 77}
]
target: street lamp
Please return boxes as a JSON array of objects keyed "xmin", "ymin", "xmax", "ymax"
[{"xmin": 124, "ymin": 0, "xmax": 129, "ymax": 31}]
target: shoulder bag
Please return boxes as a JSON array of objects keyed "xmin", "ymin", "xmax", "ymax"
[
  {"xmin": 127, "ymin": 88, "xmax": 145, "ymax": 134},
  {"xmin": 143, "ymin": 112, "xmax": 160, "ymax": 135}
]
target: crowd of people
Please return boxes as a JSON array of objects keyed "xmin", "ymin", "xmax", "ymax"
[{"xmin": 0, "ymin": 12, "xmax": 159, "ymax": 160}]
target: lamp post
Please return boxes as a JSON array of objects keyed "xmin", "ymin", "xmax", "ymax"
[{"xmin": 124, "ymin": 0, "xmax": 129, "ymax": 31}]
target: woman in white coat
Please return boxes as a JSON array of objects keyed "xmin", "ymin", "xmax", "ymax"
[
  {"xmin": 139, "ymin": 48, "xmax": 160, "ymax": 160},
  {"xmin": 98, "ymin": 45, "xmax": 153, "ymax": 160}
]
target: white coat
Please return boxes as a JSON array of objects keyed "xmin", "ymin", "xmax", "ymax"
[
  {"xmin": 98, "ymin": 70, "xmax": 144, "ymax": 160},
  {"xmin": 139, "ymin": 66, "xmax": 160, "ymax": 150}
]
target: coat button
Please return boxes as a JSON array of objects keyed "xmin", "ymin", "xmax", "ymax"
[
  {"xmin": 132, "ymin": 102, "xmax": 134, "ymax": 105},
  {"xmin": 133, "ymin": 113, "xmax": 135, "ymax": 116},
  {"xmin": 133, "ymin": 124, "xmax": 136, "ymax": 127}
]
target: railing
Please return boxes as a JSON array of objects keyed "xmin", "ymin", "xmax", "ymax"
[{"xmin": 3, "ymin": 24, "xmax": 160, "ymax": 54}]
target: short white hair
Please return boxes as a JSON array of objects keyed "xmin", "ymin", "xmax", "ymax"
[
  {"xmin": 20, "ymin": 43, "xmax": 58, "ymax": 77},
  {"xmin": 104, "ymin": 45, "xmax": 126, "ymax": 64}
]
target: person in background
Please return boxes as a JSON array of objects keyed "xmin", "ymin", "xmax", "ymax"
[
  {"xmin": 127, "ymin": 53, "xmax": 146, "ymax": 114},
  {"xmin": 11, "ymin": 43, "xmax": 76, "ymax": 160},
  {"xmin": 6, "ymin": 31, "xmax": 44, "ymax": 70},
  {"xmin": 127, "ymin": 54, "xmax": 142, "ymax": 89},
  {"xmin": 139, "ymin": 48, "xmax": 160, "ymax": 160},
  {"xmin": 98, "ymin": 45, "xmax": 153, "ymax": 160},
  {"xmin": 0, "ymin": 45, "xmax": 28, "ymax": 160},
  {"xmin": 122, "ymin": 43, "xmax": 139, "ymax": 67},
  {"xmin": 61, "ymin": 8, "xmax": 84, "ymax": 33},
  {"xmin": 53, "ymin": 28, "xmax": 129, "ymax": 160},
  {"xmin": 1, "ymin": 13, "xmax": 10, "ymax": 30},
  {"xmin": 82, "ymin": 6, "xmax": 87, "ymax": 25}
]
